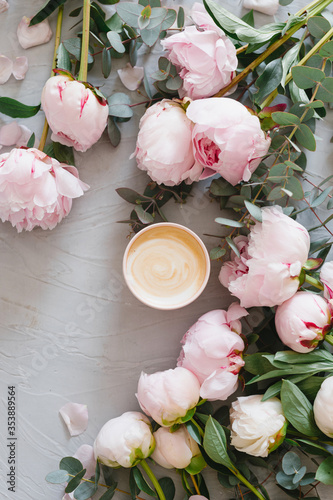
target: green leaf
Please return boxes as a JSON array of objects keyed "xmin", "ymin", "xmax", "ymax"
[
  {"xmin": 0, "ymin": 97, "xmax": 40, "ymax": 118},
  {"xmin": 134, "ymin": 205, "xmax": 154, "ymax": 224},
  {"xmin": 99, "ymin": 485, "xmax": 117, "ymax": 499},
  {"xmin": 116, "ymin": 2, "xmax": 143, "ymax": 28},
  {"xmin": 267, "ymin": 186, "xmax": 284, "ymax": 201},
  {"xmin": 281, "ymin": 42, "xmax": 301, "ymax": 89},
  {"xmin": 158, "ymin": 477, "xmax": 175, "ymax": 500},
  {"xmin": 65, "ymin": 469, "xmax": 86, "ymax": 493},
  {"xmin": 279, "ymin": 0, "xmax": 294, "ymax": 5},
  {"xmin": 108, "ymin": 93, "xmax": 133, "ymax": 118},
  {"xmin": 209, "ymin": 178, "xmax": 238, "ymax": 196},
  {"xmin": 133, "ymin": 467, "xmax": 157, "ymax": 497},
  {"xmin": 91, "ymin": 3, "xmax": 112, "ymax": 32},
  {"xmin": 105, "ymin": 12, "xmax": 123, "ymax": 31},
  {"xmin": 56, "ymin": 43, "xmax": 72, "ymax": 71},
  {"xmin": 295, "ymin": 124, "xmax": 316, "ymax": 151},
  {"xmin": 271, "ymin": 112, "xmax": 300, "ymax": 126},
  {"xmin": 177, "ymin": 6, "xmax": 184, "ymax": 28},
  {"xmin": 282, "ymin": 451, "xmax": 301, "ymax": 475},
  {"xmin": 63, "ymin": 38, "xmax": 94, "ymax": 63},
  {"xmin": 254, "ymin": 59, "xmax": 283, "ymax": 105},
  {"xmin": 165, "ymin": 75, "xmax": 182, "ymax": 90},
  {"xmin": 69, "ymin": 7, "xmax": 82, "ymax": 16},
  {"xmin": 97, "ymin": 0, "xmax": 120, "ymax": 4},
  {"xmin": 140, "ymin": 26, "xmax": 161, "ymax": 46},
  {"xmin": 203, "ymin": 416, "xmax": 235, "ymax": 471},
  {"xmin": 53, "ymin": 142, "xmax": 75, "ymax": 165},
  {"xmin": 210, "ymin": 247, "xmax": 226, "ymax": 260},
  {"xmin": 244, "ymin": 352, "xmax": 275, "ymax": 376},
  {"xmin": 284, "ymin": 160, "xmax": 303, "ymax": 172},
  {"xmin": 60, "ymin": 457, "xmax": 84, "ymax": 476},
  {"xmin": 107, "ymin": 31, "xmax": 125, "ymax": 53},
  {"xmin": 276, "ymin": 471, "xmax": 299, "ymax": 490},
  {"xmin": 215, "ymin": 217, "xmax": 244, "ymax": 228},
  {"xmin": 26, "ymin": 132, "xmax": 35, "ymax": 148},
  {"xmin": 242, "ymin": 9, "xmax": 254, "ymax": 28},
  {"xmin": 160, "ymin": 9, "xmax": 177, "ymax": 31},
  {"xmin": 315, "ymin": 456, "xmax": 333, "ymax": 484},
  {"xmin": 311, "ymin": 186, "xmax": 333, "ymax": 207},
  {"xmin": 30, "ymin": 0, "xmax": 67, "ymax": 25},
  {"xmin": 45, "ymin": 470, "xmax": 70, "ymax": 484},
  {"xmin": 317, "ymin": 77, "xmax": 333, "ymax": 102},
  {"xmin": 285, "ymin": 175, "xmax": 304, "ymax": 200},
  {"xmin": 185, "ymin": 454, "xmax": 207, "ymax": 475},
  {"xmin": 130, "ymin": 468, "xmax": 141, "ymax": 499},
  {"xmin": 281, "ymin": 380, "xmax": 321, "ymax": 437},
  {"xmin": 307, "ymin": 16, "xmax": 331, "ymax": 38},
  {"xmin": 102, "ymin": 48, "xmax": 112, "ymax": 78},
  {"xmin": 319, "ymin": 40, "xmax": 333, "ymax": 58},
  {"xmin": 108, "ymin": 116, "xmax": 121, "ymax": 147},
  {"xmin": 244, "ymin": 200, "xmax": 262, "ymax": 222},
  {"xmin": 292, "ymin": 65, "xmax": 325, "ymax": 89},
  {"xmin": 226, "ymin": 237, "xmax": 240, "ymax": 257},
  {"xmin": 74, "ymin": 481, "xmax": 98, "ymax": 500},
  {"xmin": 185, "ymin": 420, "xmax": 202, "ymax": 445}
]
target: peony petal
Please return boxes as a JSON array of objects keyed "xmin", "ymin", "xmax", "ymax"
[
  {"xmin": 243, "ymin": 0, "xmax": 279, "ymax": 16},
  {"xmin": 0, "ymin": 122, "xmax": 22, "ymax": 146},
  {"xmin": 12, "ymin": 56, "xmax": 28, "ymax": 80},
  {"xmin": 117, "ymin": 63, "xmax": 144, "ymax": 91},
  {"xmin": 17, "ymin": 16, "xmax": 52, "ymax": 49},
  {"xmin": 0, "ymin": 0, "xmax": 8, "ymax": 13},
  {"xmin": 16, "ymin": 124, "xmax": 34, "ymax": 147},
  {"xmin": 0, "ymin": 55, "xmax": 13, "ymax": 84},
  {"xmin": 59, "ymin": 402, "xmax": 88, "ymax": 436},
  {"xmin": 74, "ymin": 444, "xmax": 96, "ymax": 478}
]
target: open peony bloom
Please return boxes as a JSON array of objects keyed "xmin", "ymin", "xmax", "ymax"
[
  {"xmin": 0, "ymin": 148, "xmax": 89, "ymax": 232},
  {"xmin": 219, "ymin": 206, "xmax": 310, "ymax": 308},
  {"xmin": 313, "ymin": 377, "xmax": 333, "ymax": 438},
  {"xmin": 136, "ymin": 367, "xmax": 200, "ymax": 427},
  {"xmin": 59, "ymin": 402, "xmax": 89, "ymax": 437},
  {"xmin": 152, "ymin": 425, "xmax": 201, "ymax": 469},
  {"xmin": 177, "ymin": 303, "xmax": 247, "ymax": 401},
  {"xmin": 243, "ymin": 0, "xmax": 279, "ymax": 16},
  {"xmin": 186, "ymin": 98, "xmax": 271, "ymax": 185},
  {"xmin": 320, "ymin": 261, "xmax": 333, "ymax": 299},
  {"xmin": 94, "ymin": 411, "xmax": 155, "ymax": 468},
  {"xmin": 118, "ymin": 63, "xmax": 144, "ymax": 91},
  {"xmin": 133, "ymin": 99, "xmax": 200, "ymax": 186},
  {"xmin": 230, "ymin": 395, "xmax": 287, "ymax": 457},
  {"xmin": 41, "ymin": 75, "xmax": 109, "ymax": 152},
  {"xmin": 275, "ymin": 292, "xmax": 332, "ymax": 353},
  {"xmin": 0, "ymin": 55, "xmax": 13, "ymax": 84},
  {"xmin": 0, "ymin": 0, "xmax": 8, "ymax": 13},
  {"xmin": 17, "ymin": 16, "xmax": 52, "ymax": 49}
]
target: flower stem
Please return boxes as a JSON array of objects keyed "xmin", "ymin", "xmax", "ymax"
[
  {"xmin": 39, "ymin": 4, "xmax": 64, "ymax": 151},
  {"xmin": 232, "ymin": 470, "xmax": 266, "ymax": 500},
  {"xmin": 190, "ymin": 474, "xmax": 201, "ymax": 495},
  {"xmin": 304, "ymin": 274, "xmax": 324, "ymax": 290},
  {"xmin": 78, "ymin": 0, "xmax": 91, "ymax": 82},
  {"xmin": 190, "ymin": 417, "xmax": 204, "ymax": 438},
  {"xmin": 325, "ymin": 334, "xmax": 333, "ymax": 346},
  {"xmin": 140, "ymin": 459, "xmax": 166, "ymax": 500}
]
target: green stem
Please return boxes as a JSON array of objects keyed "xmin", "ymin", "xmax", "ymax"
[
  {"xmin": 190, "ymin": 418, "xmax": 204, "ymax": 438},
  {"xmin": 325, "ymin": 334, "xmax": 333, "ymax": 346},
  {"xmin": 78, "ymin": 0, "xmax": 91, "ymax": 82},
  {"xmin": 304, "ymin": 274, "xmax": 324, "ymax": 290},
  {"xmin": 140, "ymin": 459, "xmax": 166, "ymax": 500},
  {"xmin": 232, "ymin": 469, "xmax": 266, "ymax": 500}
]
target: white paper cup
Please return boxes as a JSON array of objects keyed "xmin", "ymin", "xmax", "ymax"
[{"xmin": 123, "ymin": 222, "xmax": 211, "ymax": 310}]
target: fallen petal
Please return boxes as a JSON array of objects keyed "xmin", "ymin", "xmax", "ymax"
[
  {"xmin": 74, "ymin": 444, "xmax": 96, "ymax": 478},
  {"xmin": 0, "ymin": 122, "xmax": 22, "ymax": 146},
  {"xmin": 0, "ymin": 55, "xmax": 13, "ymax": 84},
  {"xmin": 16, "ymin": 124, "xmax": 34, "ymax": 147},
  {"xmin": 17, "ymin": 16, "xmax": 52, "ymax": 49},
  {"xmin": 13, "ymin": 56, "xmax": 28, "ymax": 80},
  {"xmin": 243, "ymin": 0, "xmax": 279, "ymax": 16},
  {"xmin": 118, "ymin": 63, "xmax": 144, "ymax": 91},
  {"xmin": 0, "ymin": 0, "xmax": 8, "ymax": 13},
  {"xmin": 59, "ymin": 402, "xmax": 88, "ymax": 436}
]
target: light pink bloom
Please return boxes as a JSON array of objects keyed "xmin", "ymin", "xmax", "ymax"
[
  {"xmin": 134, "ymin": 99, "xmax": 200, "ymax": 186},
  {"xmin": 275, "ymin": 292, "xmax": 332, "ymax": 353},
  {"xmin": 0, "ymin": 55, "xmax": 13, "ymax": 84},
  {"xmin": 230, "ymin": 395, "xmax": 286, "ymax": 457},
  {"xmin": 0, "ymin": 148, "xmax": 89, "ymax": 232},
  {"xmin": 118, "ymin": 63, "xmax": 144, "ymax": 91},
  {"xmin": 0, "ymin": 122, "xmax": 33, "ymax": 148},
  {"xmin": 178, "ymin": 304, "xmax": 247, "ymax": 401},
  {"xmin": 17, "ymin": 16, "xmax": 52, "ymax": 49},
  {"xmin": 320, "ymin": 262, "xmax": 333, "ymax": 300},
  {"xmin": 161, "ymin": 22, "xmax": 237, "ymax": 100},
  {"xmin": 243, "ymin": 0, "xmax": 279, "ymax": 16},
  {"xmin": 94, "ymin": 411, "xmax": 155, "ymax": 468},
  {"xmin": 219, "ymin": 206, "xmax": 310, "ymax": 308},
  {"xmin": 59, "ymin": 402, "xmax": 88, "ymax": 437},
  {"xmin": 186, "ymin": 98, "xmax": 271, "ymax": 185},
  {"xmin": 136, "ymin": 367, "xmax": 200, "ymax": 427},
  {"xmin": 13, "ymin": 56, "xmax": 28, "ymax": 80},
  {"xmin": 0, "ymin": 0, "xmax": 8, "ymax": 13},
  {"xmin": 190, "ymin": 2, "xmax": 222, "ymax": 34},
  {"xmin": 41, "ymin": 75, "xmax": 109, "ymax": 152},
  {"xmin": 313, "ymin": 377, "xmax": 333, "ymax": 438},
  {"xmin": 152, "ymin": 425, "xmax": 201, "ymax": 469}
]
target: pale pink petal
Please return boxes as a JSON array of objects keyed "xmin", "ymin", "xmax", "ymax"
[
  {"xmin": 118, "ymin": 63, "xmax": 144, "ymax": 91},
  {"xmin": 59, "ymin": 402, "xmax": 88, "ymax": 436},
  {"xmin": 13, "ymin": 56, "xmax": 28, "ymax": 80},
  {"xmin": 74, "ymin": 445, "xmax": 96, "ymax": 479},
  {"xmin": 16, "ymin": 124, "xmax": 34, "ymax": 147},
  {"xmin": 0, "ymin": 55, "xmax": 13, "ymax": 84},
  {"xmin": 17, "ymin": 16, "xmax": 52, "ymax": 49},
  {"xmin": 243, "ymin": 0, "xmax": 279, "ymax": 16},
  {"xmin": 0, "ymin": 0, "xmax": 8, "ymax": 13},
  {"xmin": 0, "ymin": 122, "xmax": 22, "ymax": 146},
  {"xmin": 227, "ymin": 302, "xmax": 248, "ymax": 322}
]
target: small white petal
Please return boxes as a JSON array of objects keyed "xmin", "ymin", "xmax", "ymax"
[
  {"xmin": 0, "ymin": 0, "xmax": 8, "ymax": 13},
  {"xmin": 243, "ymin": 0, "xmax": 279, "ymax": 16},
  {"xmin": 17, "ymin": 16, "xmax": 52, "ymax": 50},
  {"xmin": 16, "ymin": 124, "xmax": 34, "ymax": 147},
  {"xmin": 0, "ymin": 55, "xmax": 13, "ymax": 84},
  {"xmin": 74, "ymin": 444, "xmax": 96, "ymax": 478},
  {"xmin": 59, "ymin": 402, "xmax": 88, "ymax": 437},
  {"xmin": 0, "ymin": 122, "xmax": 22, "ymax": 146},
  {"xmin": 118, "ymin": 63, "xmax": 144, "ymax": 91},
  {"xmin": 13, "ymin": 56, "xmax": 28, "ymax": 80}
]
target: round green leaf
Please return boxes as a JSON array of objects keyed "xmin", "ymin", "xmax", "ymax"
[
  {"xmin": 307, "ymin": 16, "xmax": 331, "ymax": 38},
  {"xmin": 45, "ymin": 470, "xmax": 70, "ymax": 484},
  {"xmin": 282, "ymin": 451, "xmax": 302, "ymax": 475},
  {"xmin": 316, "ymin": 456, "xmax": 333, "ymax": 485},
  {"xmin": 60, "ymin": 457, "xmax": 84, "ymax": 475},
  {"xmin": 292, "ymin": 65, "xmax": 325, "ymax": 89}
]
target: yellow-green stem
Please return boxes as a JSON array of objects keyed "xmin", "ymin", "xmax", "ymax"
[
  {"xmin": 304, "ymin": 274, "xmax": 324, "ymax": 290},
  {"xmin": 140, "ymin": 459, "xmax": 166, "ymax": 500},
  {"xmin": 190, "ymin": 417, "xmax": 204, "ymax": 438},
  {"xmin": 39, "ymin": 5, "xmax": 64, "ymax": 151},
  {"xmin": 325, "ymin": 334, "xmax": 333, "ymax": 346},
  {"xmin": 232, "ymin": 469, "xmax": 266, "ymax": 500},
  {"xmin": 190, "ymin": 475, "xmax": 201, "ymax": 495},
  {"xmin": 78, "ymin": 0, "xmax": 91, "ymax": 82}
]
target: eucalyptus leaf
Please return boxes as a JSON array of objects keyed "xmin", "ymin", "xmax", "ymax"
[
  {"xmin": 105, "ymin": 12, "xmax": 123, "ymax": 32},
  {"xmin": 140, "ymin": 25, "xmax": 161, "ymax": 46},
  {"xmin": 65, "ymin": 469, "xmax": 86, "ymax": 493},
  {"xmin": 319, "ymin": 40, "xmax": 333, "ymax": 58},
  {"xmin": 107, "ymin": 31, "xmax": 125, "ymax": 53},
  {"xmin": 282, "ymin": 451, "xmax": 301, "ymax": 475},
  {"xmin": 134, "ymin": 205, "xmax": 154, "ymax": 224},
  {"xmin": 0, "ymin": 98, "xmax": 40, "ymax": 118},
  {"xmin": 63, "ymin": 38, "xmax": 94, "ymax": 63},
  {"xmin": 292, "ymin": 66, "xmax": 325, "ymax": 89},
  {"xmin": 102, "ymin": 48, "xmax": 112, "ymax": 78},
  {"xmin": 281, "ymin": 42, "xmax": 301, "ymax": 88},
  {"xmin": 254, "ymin": 59, "xmax": 283, "ymax": 105},
  {"xmin": 160, "ymin": 9, "xmax": 177, "ymax": 31},
  {"xmin": 97, "ymin": 0, "xmax": 120, "ymax": 4},
  {"xmin": 281, "ymin": 380, "xmax": 321, "ymax": 437},
  {"xmin": 45, "ymin": 470, "xmax": 70, "ymax": 484},
  {"xmin": 108, "ymin": 116, "xmax": 121, "ymax": 147},
  {"xmin": 74, "ymin": 481, "xmax": 98, "ymax": 500},
  {"xmin": 244, "ymin": 200, "xmax": 262, "ymax": 222},
  {"xmin": 57, "ymin": 43, "xmax": 72, "ymax": 71},
  {"xmin": 271, "ymin": 112, "xmax": 300, "ymax": 126},
  {"xmin": 285, "ymin": 175, "xmax": 304, "ymax": 200},
  {"xmin": 215, "ymin": 217, "xmax": 244, "ymax": 228},
  {"xmin": 311, "ymin": 186, "xmax": 333, "ymax": 207},
  {"xmin": 295, "ymin": 124, "xmax": 316, "ymax": 151},
  {"xmin": 177, "ymin": 6, "xmax": 184, "ymax": 28},
  {"xmin": 210, "ymin": 247, "xmax": 226, "ymax": 260},
  {"xmin": 116, "ymin": 2, "xmax": 143, "ymax": 28},
  {"xmin": 317, "ymin": 77, "xmax": 333, "ymax": 103},
  {"xmin": 116, "ymin": 187, "xmax": 151, "ymax": 204},
  {"xmin": 108, "ymin": 93, "xmax": 133, "ymax": 118},
  {"xmin": 226, "ymin": 237, "xmax": 240, "ymax": 257},
  {"xmin": 60, "ymin": 457, "xmax": 84, "ymax": 475},
  {"xmin": 307, "ymin": 16, "xmax": 331, "ymax": 38},
  {"xmin": 30, "ymin": 0, "xmax": 67, "ymax": 26}
]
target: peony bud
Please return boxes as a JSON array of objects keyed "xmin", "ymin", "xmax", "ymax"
[
  {"xmin": 17, "ymin": 16, "xmax": 52, "ymax": 49},
  {"xmin": 0, "ymin": 148, "xmax": 89, "ymax": 232},
  {"xmin": 133, "ymin": 99, "xmax": 200, "ymax": 186},
  {"xmin": 275, "ymin": 291, "xmax": 332, "ymax": 353},
  {"xmin": 186, "ymin": 98, "xmax": 271, "ymax": 186},
  {"xmin": 177, "ymin": 304, "xmax": 247, "ymax": 401},
  {"xmin": 136, "ymin": 367, "xmax": 200, "ymax": 427},
  {"xmin": 243, "ymin": 0, "xmax": 279, "ymax": 16},
  {"xmin": 93, "ymin": 411, "xmax": 155, "ymax": 468},
  {"xmin": 230, "ymin": 395, "xmax": 287, "ymax": 457},
  {"xmin": 320, "ymin": 261, "xmax": 333, "ymax": 300},
  {"xmin": 41, "ymin": 75, "xmax": 109, "ymax": 152},
  {"xmin": 151, "ymin": 425, "xmax": 201, "ymax": 469},
  {"xmin": 219, "ymin": 206, "xmax": 310, "ymax": 308},
  {"xmin": 313, "ymin": 377, "xmax": 333, "ymax": 438}
]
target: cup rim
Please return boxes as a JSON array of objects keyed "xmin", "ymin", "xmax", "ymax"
[{"xmin": 122, "ymin": 222, "xmax": 211, "ymax": 310}]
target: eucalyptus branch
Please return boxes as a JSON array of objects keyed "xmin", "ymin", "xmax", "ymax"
[
  {"xmin": 78, "ymin": 0, "xmax": 91, "ymax": 82},
  {"xmin": 67, "ymin": 473, "xmax": 146, "ymax": 500}
]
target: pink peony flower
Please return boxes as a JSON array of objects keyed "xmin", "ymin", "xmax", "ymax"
[
  {"xmin": 133, "ymin": 99, "xmax": 200, "ymax": 186},
  {"xmin": 41, "ymin": 75, "xmax": 109, "ymax": 152},
  {"xmin": 152, "ymin": 425, "xmax": 201, "ymax": 469},
  {"xmin": 161, "ymin": 13, "xmax": 237, "ymax": 100},
  {"xmin": 320, "ymin": 261, "xmax": 333, "ymax": 300},
  {"xmin": 177, "ymin": 303, "xmax": 247, "ymax": 401},
  {"xmin": 190, "ymin": 2, "xmax": 223, "ymax": 34},
  {"xmin": 275, "ymin": 291, "xmax": 332, "ymax": 353},
  {"xmin": 313, "ymin": 377, "xmax": 333, "ymax": 438},
  {"xmin": 243, "ymin": 0, "xmax": 279, "ymax": 16},
  {"xmin": 186, "ymin": 98, "xmax": 271, "ymax": 185},
  {"xmin": 219, "ymin": 206, "xmax": 310, "ymax": 308},
  {"xmin": 136, "ymin": 367, "xmax": 200, "ymax": 427},
  {"xmin": 0, "ymin": 148, "xmax": 89, "ymax": 232},
  {"xmin": 17, "ymin": 16, "xmax": 52, "ymax": 49}
]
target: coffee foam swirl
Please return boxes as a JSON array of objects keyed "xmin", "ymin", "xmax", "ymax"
[{"xmin": 125, "ymin": 226, "xmax": 208, "ymax": 309}]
